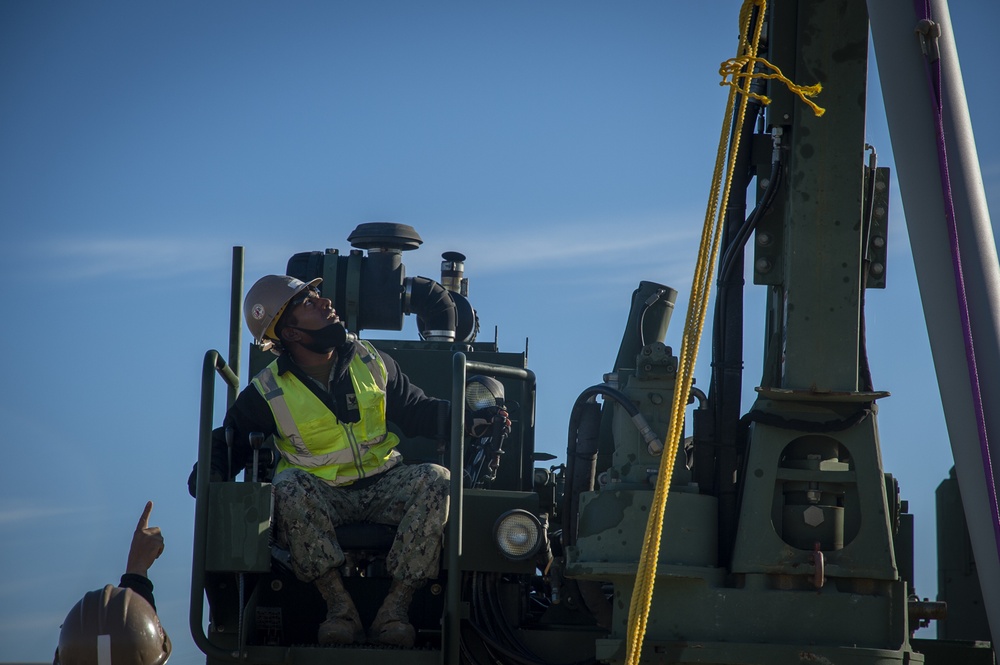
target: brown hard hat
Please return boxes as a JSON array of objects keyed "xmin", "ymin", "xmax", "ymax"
[
  {"xmin": 55, "ymin": 585, "xmax": 171, "ymax": 665},
  {"xmin": 243, "ymin": 274, "xmax": 323, "ymax": 351}
]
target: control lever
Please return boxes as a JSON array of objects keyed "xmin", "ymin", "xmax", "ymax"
[{"xmin": 249, "ymin": 432, "xmax": 264, "ymax": 483}]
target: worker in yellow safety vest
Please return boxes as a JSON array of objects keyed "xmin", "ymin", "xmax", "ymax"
[{"xmin": 188, "ymin": 275, "xmax": 506, "ymax": 647}]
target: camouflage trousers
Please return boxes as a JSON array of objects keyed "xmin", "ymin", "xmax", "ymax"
[{"xmin": 272, "ymin": 463, "xmax": 450, "ymax": 584}]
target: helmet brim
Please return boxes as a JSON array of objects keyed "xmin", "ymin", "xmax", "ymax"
[{"xmin": 263, "ymin": 277, "xmax": 323, "ymax": 342}]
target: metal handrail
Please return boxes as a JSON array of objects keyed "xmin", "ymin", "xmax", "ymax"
[
  {"xmin": 189, "ymin": 350, "xmax": 243, "ymax": 662},
  {"xmin": 447, "ymin": 353, "xmax": 536, "ymax": 665},
  {"xmin": 227, "ymin": 246, "xmax": 243, "ymax": 409}
]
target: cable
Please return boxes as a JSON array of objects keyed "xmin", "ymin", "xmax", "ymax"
[
  {"xmin": 462, "ymin": 572, "xmax": 599, "ymax": 665},
  {"xmin": 858, "ymin": 144, "xmax": 878, "ymax": 392},
  {"xmin": 637, "ymin": 288, "xmax": 668, "ymax": 347}
]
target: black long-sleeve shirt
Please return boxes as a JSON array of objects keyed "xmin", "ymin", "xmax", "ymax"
[
  {"xmin": 188, "ymin": 341, "xmax": 448, "ymax": 496},
  {"xmin": 120, "ymin": 573, "xmax": 156, "ymax": 610}
]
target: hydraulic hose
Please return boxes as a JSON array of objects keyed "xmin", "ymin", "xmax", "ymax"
[
  {"xmin": 465, "ymin": 572, "xmax": 598, "ymax": 665},
  {"xmin": 719, "ymin": 152, "xmax": 783, "ymax": 286},
  {"xmin": 564, "ymin": 398, "xmax": 602, "ymax": 548},
  {"xmin": 563, "ymin": 385, "xmax": 658, "ymax": 631},
  {"xmin": 708, "ymin": 76, "xmax": 768, "ymax": 569},
  {"xmin": 563, "ymin": 384, "xmax": 662, "ymax": 546}
]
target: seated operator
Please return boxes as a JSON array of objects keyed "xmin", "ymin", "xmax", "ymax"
[
  {"xmin": 187, "ymin": 275, "xmax": 507, "ymax": 647},
  {"xmin": 55, "ymin": 501, "xmax": 170, "ymax": 665}
]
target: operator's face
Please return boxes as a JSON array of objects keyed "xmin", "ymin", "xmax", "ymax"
[{"xmin": 284, "ymin": 289, "xmax": 339, "ymax": 331}]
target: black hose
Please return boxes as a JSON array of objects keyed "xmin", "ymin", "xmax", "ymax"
[
  {"xmin": 563, "ymin": 384, "xmax": 646, "ymax": 548},
  {"xmin": 561, "ymin": 387, "xmax": 640, "ymax": 632},
  {"xmin": 487, "ymin": 574, "xmax": 539, "ymax": 660},
  {"xmin": 565, "ymin": 403, "xmax": 601, "ymax": 548},
  {"xmin": 465, "ymin": 608, "xmax": 598, "ymax": 665},
  {"xmin": 464, "ymin": 620, "xmax": 570, "ymax": 665},
  {"xmin": 708, "ymin": 16, "xmax": 769, "ymax": 568},
  {"xmin": 710, "ymin": 156, "xmax": 783, "ymax": 402},
  {"xmin": 472, "ymin": 573, "xmax": 496, "ymax": 641},
  {"xmin": 467, "ymin": 572, "xmax": 538, "ymax": 665},
  {"xmin": 719, "ymin": 159, "xmax": 784, "ymax": 287},
  {"xmin": 711, "ymin": 148, "xmax": 781, "ymax": 390},
  {"xmin": 458, "ymin": 630, "xmax": 486, "ymax": 665},
  {"xmin": 407, "ymin": 275, "xmax": 457, "ymax": 341}
]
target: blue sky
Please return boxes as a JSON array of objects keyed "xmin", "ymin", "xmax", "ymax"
[{"xmin": 1, "ymin": 2, "xmax": 998, "ymax": 663}]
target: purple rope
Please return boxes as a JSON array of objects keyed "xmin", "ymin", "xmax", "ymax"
[{"xmin": 914, "ymin": 0, "xmax": 1000, "ymax": 562}]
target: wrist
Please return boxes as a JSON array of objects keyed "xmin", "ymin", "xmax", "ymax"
[{"xmin": 125, "ymin": 563, "xmax": 150, "ymax": 577}]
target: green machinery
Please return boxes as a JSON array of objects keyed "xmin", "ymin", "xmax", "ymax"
[{"xmin": 190, "ymin": 0, "xmax": 997, "ymax": 663}]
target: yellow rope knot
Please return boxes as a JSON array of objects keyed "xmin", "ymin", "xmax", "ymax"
[{"xmin": 719, "ymin": 55, "xmax": 826, "ymax": 117}]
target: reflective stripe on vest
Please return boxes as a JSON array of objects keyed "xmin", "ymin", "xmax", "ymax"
[
  {"xmin": 252, "ymin": 340, "xmax": 400, "ymax": 485},
  {"xmin": 356, "ymin": 344, "xmax": 387, "ymax": 392}
]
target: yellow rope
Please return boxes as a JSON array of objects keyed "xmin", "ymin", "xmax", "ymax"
[
  {"xmin": 719, "ymin": 53, "xmax": 826, "ymax": 117},
  {"xmin": 621, "ymin": 0, "xmax": 823, "ymax": 661}
]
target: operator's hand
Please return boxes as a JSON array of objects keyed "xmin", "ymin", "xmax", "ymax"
[
  {"xmin": 126, "ymin": 501, "xmax": 165, "ymax": 578},
  {"xmin": 466, "ymin": 406, "xmax": 511, "ymax": 438}
]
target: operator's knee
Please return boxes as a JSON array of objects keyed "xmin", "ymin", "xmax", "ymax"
[
  {"xmin": 272, "ymin": 469, "xmax": 346, "ymax": 581},
  {"xmin": 273, "ymin": 468, "xmax": 323, "ymax": 506},
  {"xmin": 416, "ymin": 462, "xmax": 450, "ymax": 489},
  {"xmin": 387, "ymin": 465, "xmax": 450, "ymax": 582},
  {"xmin": 410, "ymin": 463, "xmax": 450, "ymax": 521},
  {"xmin": 273, "ymin": 467, "xmax": 307, "ymax": 491}
]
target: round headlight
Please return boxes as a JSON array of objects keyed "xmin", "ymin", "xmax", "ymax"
[
  {"xmin": 466, "ymin": 375, "xmax": 505, "ymax": 411},
  {"xmin": 493, "ymin": 509, "xmax": 543, "ymax": 561}
]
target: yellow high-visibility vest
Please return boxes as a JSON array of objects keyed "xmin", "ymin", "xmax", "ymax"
[{"xmin": 252, "ymin": 340, "xmax": 400, "ymax": 485}]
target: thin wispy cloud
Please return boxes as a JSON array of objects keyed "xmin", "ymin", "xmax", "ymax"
[
  {"xmin": 0, "ymin": 568, "xmax": 90, "ymax": 597},
  {"xmin": 25, "ymin": 237, "xmax": 235, "ymax": 281},
  {"xmin": 417, "ymin": 214, "xmax": 704, "ymax": 274},
  {"xmin": 15, "ymin": 214, "xmax": 712, "ymax": 287},
  {"xmin": 0, "ymin": 505, "xmax": 88, "ymax": 525},
  {"xmin": 3, "ymin": 234, "xmax": 319, "ymax": 288},
  {"xmin": 0, "ymin": 610, "xmax": 68, "ymax": 632}
]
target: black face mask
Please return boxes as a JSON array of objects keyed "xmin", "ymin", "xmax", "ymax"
[{"xmin": 288, "ymin": 322, "xmax": 356, "ymax": 353}]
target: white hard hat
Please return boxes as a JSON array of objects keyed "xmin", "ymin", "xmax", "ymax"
[{"xmin": 243, "ymin": 275, "xmax": 323, "ymax": 351}]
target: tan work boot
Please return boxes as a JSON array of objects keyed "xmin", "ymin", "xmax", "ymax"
[
  {"xmin": 314, "ymin": 568, "xmax": 364, "ymax": 645},
  {"xmin": 369, "ymin": 579, "xmax": 420, "ymax": 647}
]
